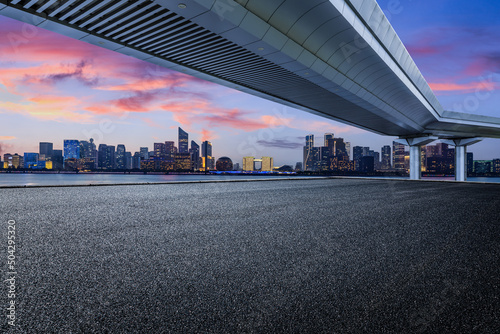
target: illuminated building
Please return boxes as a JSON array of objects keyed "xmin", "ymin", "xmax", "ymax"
[
  {"xmin": 190, "ymin": 141, "xmax": 200, "ymax": 171},
  {"xmin": 24, "ymin": 153, "xmax": 39, "ymax": 169},
  {"xmin": 174, "ymin": 153, "xmax": 192, "ymax": 171},
  {"xmin": 63, "ymin": 140, "xmax": 80, "ymax": 160},
  {"xmin": 202, "ymin": 141, "xmax": 213, "ymax": 171},
  {"xmin": 243, "ymin": 157, "xmax": 254, "ymax": 171},
  {"xmin": 39, "ymin": 142, "xmax": 53, "ymax": 161},
  {"xmin": 216, "ymin": 157, "xmax": 233, "ymax": 171},
  {"xmin": 11, "ymin": 154, "xmax": 22, "ymax": 169},
  {"xmin": 381, "ymin": 145, "xmax": 391, "ymax": 170},
  {"xmin": 116, "ymin": 144, "xmax": 126, "ymax": 169},
  {"xmin": 178, "ymin": 127, "xmax": 189, "ymax": 154},
  {"xmin": 154, "ymin": 143, "xmax": 166, "ymax": 158},
  {"xmin": 303, "ymin": 134, "xmax": 314, "ymax": 171},
  {"xmin": 392, "ymin": 141, "xmax": 406, "ymax": 171},
  {"xmin": 165, "ymin": 141, "xmax": 176, "ymax": 157},
  {"xmin": 493, "ymin": 159, "xmax": 500, "ymax": 174},
  {"xmin": 261, "ymin": 157, "xmax": 273, "ymax": 172},
  {"xmin": 140, "ymin": 147, "xmax": 149, "ymax": 160}
]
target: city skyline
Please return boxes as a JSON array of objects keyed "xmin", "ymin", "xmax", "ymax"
[{"xmin": 1, "ymin": 0, "xmax": 499, "ymax": 165}]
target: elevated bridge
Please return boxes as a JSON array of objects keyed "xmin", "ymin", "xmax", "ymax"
[{"xmin": 2, "ymin": 0, "xmax": 499, "ymax": 180}]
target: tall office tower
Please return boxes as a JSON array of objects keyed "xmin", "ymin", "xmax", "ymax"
[
  {"xmin": 98, "ymin": 144, "xmax": 108, "ymax": 169},
  {"xmin": 261, "ymin": 157, "xmax": 274, "ymax": 172},
  {"xmin": 154, "ymin": 143, "xmax": 166, "ymax": 158},
  {"xmin": 345, "ymin": 142, "xmax": 351, "ymax": 160},
  {"xmin": 392, "ymin": 141, "xmax": 406, "ymax": 171},
  {"xmin": 178, "ymin": 127, "xmax": 189, "ymax": 154},
  {"xmin": 80, "ymin": 139, "xmax": 98, "ymax": 169},
  {"xmin": 3, "ymin": 154, "xmax": 12, "ymax": 168},
  {"xmin": 353, "ymin": 146, "xmax": 363, "ymax": 171},
  {"xmin": 116, "ymin": 144, "xmax": 126, "ymax": 169},
  {"xmin": 39, "ymin": 142, "xmax": 53, "ymax": 161},
  {"xmin": 52, "ymin": 150, "xmax": 64, "ymax": 169},
  {"xmin": 381, "ymin": 145, "xmax": 391, "ymax": 170},
  {"xmin": 324, "ymin": 133, "xmax": 334, "ymax": 146},
  {"xmin": 190, "ymin": 140, "xmax": 200, "ymax": 171},
  {"xmin": 165, "ymin": 141, "xmax": 176, "ymax": 158},
  {"xmin": 63, "ymin": 140, "xmax": 80, "ymax": 160},
  {"xmin": 303, "ymin": 134, "xmax": 314, "ymax": 171},
  {"xmin": 373, "ymin": 151, "xmax": 380, "ymax": 170},
  {"xmin": 202, "ymin": 141, "xmax": 213, "ymax": 170},
  {"xmin": 362, "ymin": 146, "xmax": 370, "ymax": 157},
  {"xmin": 140, "ymin": 147, "xmax": 149, "ymax": 160},
  {"xmin": 467, "ymin": 152, "xmax": 474, "ymax": 174},
  {"xmin": 243, "ymin": 157, "xmax": 254, "ymax": 171},
  {"xmin": 125, "ymin": 152, "xmax": 132, "ymax": 170},
  {"xmin": 132, "ymin": 152, "xmax": 142, "ymax": 169},
  {"xmin": 104, "ymin": 146, "xmax": 115, "ymax": 169}
]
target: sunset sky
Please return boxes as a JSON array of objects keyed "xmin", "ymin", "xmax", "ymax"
[{"xmin": 1, "ymin": 0, "xmax": 499, "ymax": 165}]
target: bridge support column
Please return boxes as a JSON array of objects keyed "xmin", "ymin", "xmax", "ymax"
[
  {"xmin": 441, "ymin": 138, "xmax": 483, "ymax": 181},
  {"xmin": 396, "ymin": 136, "xmax": 438, "ymax": 180}
]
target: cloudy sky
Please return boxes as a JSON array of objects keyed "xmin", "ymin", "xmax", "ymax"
[{"xmin": 0, "ymin": 0, "xmax": 499, "ymax": 166}]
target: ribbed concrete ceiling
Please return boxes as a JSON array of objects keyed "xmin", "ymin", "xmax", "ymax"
[{"xmin": 1, "ymin": 0, "xmax": 499, "ymax": 139}]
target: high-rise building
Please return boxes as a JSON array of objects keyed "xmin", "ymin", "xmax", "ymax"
[
  {"xmin": 132, "ymin": 152, "xmax": 141, "ymax": 169},
  {"xmin": 392, "ymin": 141, "xmax": 406, "ymax": 171},
  {"xmin": 324, "ymin": 133, "xmax": 334, "ymax": 146},
  {"xmin": 353, "ymin": 146, "xmax": 363, "ymax": 171},
  {"xmin": 345, "ymin": 142, "xmax": 351, "ymax": 160},
  {"xmin": 52, "ymin": 150, "xmax": 64, "ymax": 169},
  {"xmin": 125, "ymin": 152, "xmax": 132, "ymax": 170},
  {"xmin": 174, "ymin": 153, "xmax": 191, "ymax": 171},
  {"xmin": 165, "ymin": 141, "xmax": 176, "ymax": 157},
  {"xmin": 303, "ymin": 134, "xmax": 314, "ymax": 171},
  {"xmin": 202, "ymin": 141, "xmax": 213, "ymax": 171},
  {"xmin": 63, "ymin": 140, "xmax": 80, "ymax": 160},
  {"xmin": 98, "ymin": 144, "xmax": 115, "ymax": 169},
  {"xmin": 79, "ymin": 139, "xmax": 97, "ymax": 169},
  {"xmin": 154, "ymin": 143, "xmax": 166, "ymax": 158},
  {"xmin": 116, "ymin": 144, "xmax": 126, "ymax": 169},
  {"xmin": 140, "ymin": 147, "xmax": 149, "ymax": 160},
  {"xmin": 467, "ymin": 152, "xmax": 474, "ymax": 174},
  {"xmin": 243, "ymin": 157, "xmax": 254, "ymax": 171},
  {"xmin": 261, "ymin": 157, "xmax": 273, "ymax": 172},
  {"xmin": 39, "ymin": 142, "xmax": 53, "ymax": 161},
  {"xmin": 381, "ymin": 145, "xmax": 391, "ymax": 170},
  {"xmin": 190, "ymin": 140, "xmax": 200, "ymax": 171},
  {"xmin": 178, "ymin": 127, "xmax": 189, "ymax": 154},
  {"xmin": 359, "ymin": 156, "xmax": 375, "ymax": 173}
]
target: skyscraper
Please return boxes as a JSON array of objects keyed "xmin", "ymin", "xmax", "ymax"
[
  {"xmin": 63, "ymin": 140, "xmax": 80, "ymax": 160},
  {"xmin": 381, "ymin": 145, "xmax": 391, "ymax": 170},
  {"xmin": 202, "ymin": 141, "xmax": 213, "ymax": 171},
  {"xmin": 140, "ymin": 147, "xmax": 149, "ymax": 160},
  {"xmin": 392, "ymin": 141, "xmax": 406, "ymax": 171},
  {"xmin": 178, "ymin": 127, "xmax": 188, "ymax": 154},
  {"xmin": 324, "ymin": 133, "xmax": 334, "ymax": 146},
  {"xmin": 116, "ymin": 144, "xmax": 126, "ymax": 169},
  {"xmin": 165, "ymin": 141, "xmax": 176, "ymax": 158},
  {"xmin": 303, "ymin": 134, "xmax": 314, "ymax": 171},
  {"xmin": 154, "ymin": 143, "xmax": 166, "ymax": 158},
  {"xmin": 243, "ymin": 157, "xmax": 254, "ymax": 171},
  {"xmin": 190, "ymin": 140, "xmax": 200, "ymax": 171},
  {"xmin": 39, "ymin": 142, "xmax": 53, "ymax": 161}
]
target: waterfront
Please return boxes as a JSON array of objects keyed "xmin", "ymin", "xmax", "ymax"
[
  {"xmin": 1, "ymin": 178, "xmax": 499, "ymax": 332},
  {"xmin": 1, "ymin": 172, "xmax": 500, "ymax": 187}
]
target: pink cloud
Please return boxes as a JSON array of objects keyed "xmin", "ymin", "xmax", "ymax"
[
  {"xmin": 429, "ymin": 81, "xmax": 496, "ymax": 94},
  {"xmin": 0, "ymin": 136, "xmax": 16, "ymax": 140}
]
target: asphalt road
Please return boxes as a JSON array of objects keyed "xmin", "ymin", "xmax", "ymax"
[{"xmin": 1, "ymin": 178, "xmax": 500, "ymax": 333}]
